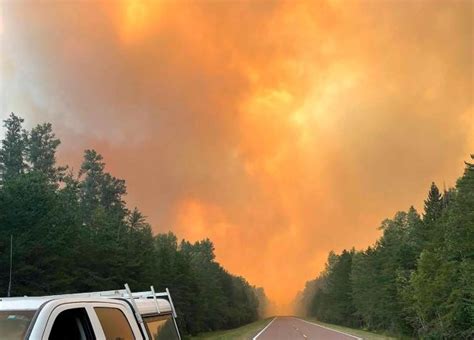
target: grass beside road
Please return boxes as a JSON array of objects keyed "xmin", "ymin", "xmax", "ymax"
[
  {"xmin": 188, "ymin": 318, "xmax": 274, "ymax": 340},
  {"xmin": 303, "ymin": 318, "xmax": 397, "ymax": 340}
]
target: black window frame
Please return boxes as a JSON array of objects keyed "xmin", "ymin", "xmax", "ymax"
[{"xmin": 48, "ymin": 307, "xmax": 95, "ymax": 340}]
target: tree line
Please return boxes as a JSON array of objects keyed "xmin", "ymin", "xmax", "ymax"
[
  {"xmin": 0, "ymin": 113, "xmax": 269, "ymax": 335},
  {"xmin": 295, "ymin": 156, "xmax": 473, "ymax": 339}
]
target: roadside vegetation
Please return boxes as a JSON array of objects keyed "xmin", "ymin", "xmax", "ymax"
[
  {"xmin": 296, "ymin": 156, "xmax": 474, "ymax": 339},
  {"xmin": 303, "ymin": 318, "xmax": 396, "ymax": 340},
  {"xmin": 0, "ymin": 113, "xmax": 269, "ymax": 336}
]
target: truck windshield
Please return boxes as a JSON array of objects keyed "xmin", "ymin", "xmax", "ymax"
[{"xmin": 0, "ymin": 310, "xmax": 35, "ymax": 340}]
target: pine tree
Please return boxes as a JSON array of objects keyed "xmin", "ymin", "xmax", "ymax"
[
  {"xmin": 128, "ymin": 208, "xmax": 148, "ymax": 231},
  {"xmin": 79, "ymin": 149, "xmax": 128, "ymax": 225},
  {"xmin": 79, "ymin": 149, "xmax": 106, "ymax": 214},
  {"xmin": 422, "ymin": 182, "xmax": 446, "ymax": 248},
  {"xmin": 26, "ymin": 122, "xmax": 65, "ymax": 182},
  {"xmin": 0, "ymin": 115, "xmax": 265, "ymax": 335},
  {"xmin": 0, "ymin": 113, "xmax": 27, "ymax": 182},
  {"xmin": 423, "ymin": 182, "xmax": 442, "ymax": 224},
  {"xmin": 406, "ymin": 206, "xmax": 426, "ymax": 255}
]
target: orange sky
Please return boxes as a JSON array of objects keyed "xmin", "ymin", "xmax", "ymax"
[{"xmin": 1, "ymin": 0, "xmax": 473, "ymax": 313}]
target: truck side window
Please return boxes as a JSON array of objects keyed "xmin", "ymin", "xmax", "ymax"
[
  {"xmin": 94, "ymin": 307, "xmax": 135, "ymax": 340},
  {"xmin": 144, "ymin": 315, "xmax": 180, "ymax": 340},
  {"xmin": 49, "ymin": 308, "xmax": 94, "ymax": 340}
]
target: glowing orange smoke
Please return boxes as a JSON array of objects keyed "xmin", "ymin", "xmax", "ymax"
[
  {"xmin": 2, "ymin": 0, "xmax": 472, "ymax": 314},
  {"xmin": 118, "ymin": 0, "xmax": 158, "ymax": 43}
]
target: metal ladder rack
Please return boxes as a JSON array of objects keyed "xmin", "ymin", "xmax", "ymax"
[
  {"xmin": 3, "ymin": 284, "xmax": 179, "ymax": 319},
  {"xmin": 123, "ymin": 284, "xmax": 178, "ymax": 317}
]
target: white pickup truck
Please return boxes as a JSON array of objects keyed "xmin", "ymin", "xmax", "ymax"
[{"xmin": 0, "ymin": 285, "xmax": 181, "ymax": 340}]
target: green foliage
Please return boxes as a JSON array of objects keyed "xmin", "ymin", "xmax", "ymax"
[
  {"xmin": 26, "ymin": 122, "xmax": 65, "ymax": 182},
  {"xmin": 309, "ymin": 250, "xmax": 356, "ymax": 326},
  {"xmin": 406, "ymin": 156, "xmax": 474, "ymax": 339},
  {"xmin": 0, "ymin": 113, "xmax": 27, "ymax": 182},
  {"xmin": 255, "ymin": 287, "xmax": 270, "ymax": 318},
  {"xmin": 0, "ymin": 114, "xmax": 264, "ymax": 335},
  {"xmin": 299, "ymin": 156, "xmax": 473, "ymax": 338},
  {"xmin": 423, "ymin": 182, "xmax": 442, "ymax": 225}
]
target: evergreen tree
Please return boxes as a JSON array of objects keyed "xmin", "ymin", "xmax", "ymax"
[
  {"xmin": 0, "ymin": 113, "xmax": 27, "ymax": 182},
  {"xmin": 78, "ymin": 149, "xmax": 128, "ymax": 233},
  {"xmin": 307, "ymin": 250, "xmax": 357, "ymax": 327},
  {"xmin": 255, "ymin": 287, "xmax": 270, "ymax": 317},
  {"xmin": 0, "ymin": 114, "xmax": 275, "ymax": 335},
  {"xmin": 79, "ymin": 149, "xmax": 105, "ymax": 216},
  {"xmin": 407, "ymin": 156, "xmax": 474, "ymax": 338},
  {"xmin": 405, "ymin": 206, "xmax": 423, "ymax": 252},
  {"xmin": 301, "ymin": 160, "xmax": 473, "ymax": 338},
  {"xmin": 423, "ymin": 182, "xmax": 442, "ymax": 224},
  {"xmin": 25, "ymin": 122, "xmax": 65, "ymax": 182},
  {"xmin": 0, "ymin": 171, "xmax": 76, "ymax": 295}
]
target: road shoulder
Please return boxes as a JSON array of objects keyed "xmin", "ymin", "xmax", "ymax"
[{"xmin": 300, "ymin": 318, "xmax": 396, "ymax": 340}]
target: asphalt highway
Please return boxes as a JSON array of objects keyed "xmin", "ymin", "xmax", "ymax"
[{"xmin": 253, "ymin": 317, "xmax": 362, "ymax": 340}]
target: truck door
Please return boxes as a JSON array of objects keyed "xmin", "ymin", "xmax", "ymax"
[{"xmin": 41, "ymin": 301, "xmax": 144, "ymax": 340}]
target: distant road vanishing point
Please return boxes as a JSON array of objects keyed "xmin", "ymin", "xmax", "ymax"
[{"xmin": 253, "ymin": 317, "xmax": 362, "ymax": 340}]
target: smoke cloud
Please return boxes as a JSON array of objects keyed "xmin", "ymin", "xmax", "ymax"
[{"xmin": 1, "ymin": 0, "xmax": 472, "ymax": 312}]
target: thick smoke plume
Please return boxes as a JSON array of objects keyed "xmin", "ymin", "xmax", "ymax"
[{"xmin": 1, "ymin": 0, "xmax": 472, "ymax": 312}]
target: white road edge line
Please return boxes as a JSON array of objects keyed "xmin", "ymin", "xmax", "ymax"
[
  {"xmin": 252, "ymin": 317, "xmax": 277, "ymax": 340},
  {"xmin": 293, "ymin": 317, "xmax": 363, "ymax": 340}
]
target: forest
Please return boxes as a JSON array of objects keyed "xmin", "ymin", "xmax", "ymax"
[
  {"xmin": 296, "ymin": 156, "xmax": 473, "ymax": 338},
  {"xmin": 0, "ymin": 113, "xmax": 268, "ymax": 335}
]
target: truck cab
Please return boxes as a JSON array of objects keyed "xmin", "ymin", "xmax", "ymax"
[{"xmin": 0, "ymin": 286, "xmax": 181, "ymax": 340}]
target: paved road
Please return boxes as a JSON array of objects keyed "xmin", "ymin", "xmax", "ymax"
[{"xmin": 253, "ymin": 317, "xmax": 361, "ymax": 340}]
